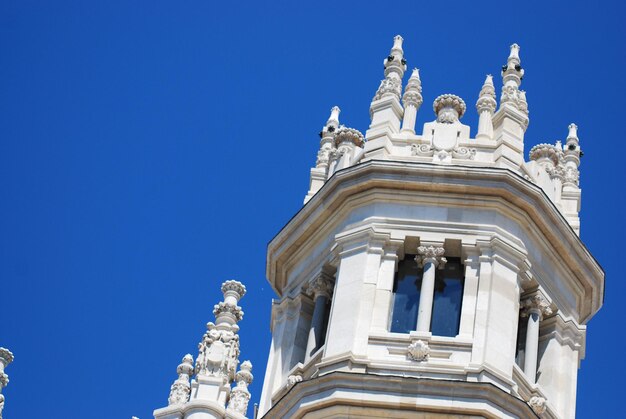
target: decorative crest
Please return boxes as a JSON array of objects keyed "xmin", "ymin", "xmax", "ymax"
[{"xmin": 407, "ymin": 340, "xmax": 429, "ymax": 362}]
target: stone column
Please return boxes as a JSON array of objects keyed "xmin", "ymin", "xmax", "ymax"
[
  {"xmin": 303, "ymin": 273, "xmax": 333, "ymax": 361},
  {"xmin": 521, "ymin": 294, "xmax": 553, "ymax": 383},
  {"xmin": 415, "ymin": 245, "xmax": 446, "ymax": 333},
  {"xmin": 0, "ymin": 348, "xmax": 13, "ymax": 419}
]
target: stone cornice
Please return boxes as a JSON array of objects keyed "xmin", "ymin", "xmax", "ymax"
[
  {"xmin": 263, "ymin": 371, "xmax": 538, "ymax": 419},
  {"xmin": 266, "ymin": 160, "xmax": 604, "ymax": 323}
]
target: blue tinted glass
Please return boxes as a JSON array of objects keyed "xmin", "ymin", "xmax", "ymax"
[
  {"xmin": 431, "ymin": 257, "xmax": 464, "ymax": 337},
  {"xmin": 390, "ymin": 255, "xmax": 422, "ymax": 333}
]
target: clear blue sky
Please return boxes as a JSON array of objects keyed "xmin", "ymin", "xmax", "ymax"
[{"xmin": 1, "ymin": 1, "xmax": 624, "ymax": 418}]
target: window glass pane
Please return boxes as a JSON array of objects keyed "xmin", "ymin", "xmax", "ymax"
[
  {"xmin": 390, "ymin": 255, "xmax": 422, "ymax": 333},
  {"xmin": 431, "ymin": 257, "xmax": 464, "ymax": 337}
]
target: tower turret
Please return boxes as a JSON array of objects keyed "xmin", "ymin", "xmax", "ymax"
[{"xmin": 560, "ymin": 123, "xmax": 582, "ymax": 233}]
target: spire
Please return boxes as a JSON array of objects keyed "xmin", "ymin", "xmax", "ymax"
[
  {"xmin": 168, "ymin": 354, "xmax": 194, "ymax": 406},
  {"xmin": 401, "ymin": 68, "xmax": 423, "ymax": 134},
  {"xmin": 476, "ymin": 75, "xmax": 497, "ymax": 140},
  {"xmin": 373, "ymin": 35, "xmax": 407, "ymax": 102},
  {"xmin": 326, "ymin": 106, "xmax": 340, "ymax": 129},
  {"xmin": 499, "ymin": 43, "xmax": 528, "ymax": 123},
  {"xmin": 0, "ymin": 348, "xmax": 13, "ymax": 419},
  {"xmin": 502, "ymin": 43, "xmax": 524, "ymax": 88},
  {"xmin": 227, "ymin": 360, "xmax": 254, "ymax": 416},
  {"xmin": 563, "ymin": 123, "xmax": 581, "ymax": 187}
]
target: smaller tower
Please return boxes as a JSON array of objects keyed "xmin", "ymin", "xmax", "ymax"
[
  {"xmin": 305, "ymin": 107, "xmax": 341, "ymax": 203},
  {"xmin": 0, "ymin": 348, "xmax": 13, "ymax": 419},
  {"xmin": 154, "ymin": 281, "xmax": 252, "ymax": 419}
]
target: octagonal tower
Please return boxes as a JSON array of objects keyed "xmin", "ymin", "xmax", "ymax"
[{"xmin": 258, "ymin": 37, "xmax": 603, "ymax": 419}]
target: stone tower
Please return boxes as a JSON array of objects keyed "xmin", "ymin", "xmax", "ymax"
[{"xmin": 258, "ymin": 37, "xmax": 604, "ymax": 418}]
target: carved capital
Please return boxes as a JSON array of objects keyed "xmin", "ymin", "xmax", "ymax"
[
  {"xmin": 521, "ymin": 294, "xmax": 553, "ymax": 319},
  {"xmin": 407, "ymin": 340, "xmax": 429, "ymax": 362},
  {"xmin": 416, "ymin": 245, "xmax": 447, "ymax": 268},
  {"xmin": 529, "ymin": 396, "xmax": 547, "ymax": 415},
  {"xmin": 303, "ymin": 274, "xmax": 334, "ymax": 301}
]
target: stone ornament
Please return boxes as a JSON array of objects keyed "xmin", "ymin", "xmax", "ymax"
[
  {"xmin": 402, "ymin": 68, "xmax": 423, "ymax": 108},
  {"xmin": 0, "ymin": 348, "xmax": 13, "ymax": 419},
  {"xmin": 407, "ymin": 340, "xmax": 430, "ymax": 362},
  {"xmin": 303, "ymin": 274, "xmax": 334, "ymax": 301},
  {"xmin": 521, "ymin": 294, "xmax": 553, "ymax": 318},
  {"xmin": 415, "ymin": 245, "xmax": 447, "ymax": 268},
  {"xmin": 529, "ymin": 143, "xmax": 561, "ymax": 167},
  {"xmin": 433, "ymin": 94, "xmax": 466, "ymax": 123},
  {"xmin": 213, "ymin": 301, "xmax": 244, "ymax": 322},
  {"xmin": 334, "ymin": 126, "xmax": 364, "ymax": 148},
  {"xmin": 287, "ymin": 374, "xmax": 303, "ymax": 386},
  {"xmin": 529, "ymin": 396, "xmax": 547, "ymax": 415},
  {"xmin": 227, "ymin": 361, "xmax": 254, "ymax": 415},
  {"xmin": 168, "ymin": 354, "xmax": 194, "ymax": 406},
  {"xmin": 476, "ymin": 74, "xmax": 497, "ymax": 114}
]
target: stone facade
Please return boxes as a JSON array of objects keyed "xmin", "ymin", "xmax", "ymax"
[{"xmin": 260, "ymin": 36, "xmax": 603, "ymax": 419}]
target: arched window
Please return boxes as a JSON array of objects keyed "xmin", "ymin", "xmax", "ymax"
[{"xmin": 390, "ymin": 255, "xmax": 464, "ymax": 337}]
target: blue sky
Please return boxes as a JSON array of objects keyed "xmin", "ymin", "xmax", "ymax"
[{"xmin": 1, "ymin": 1, "xmax": 624, "ymax": 418}]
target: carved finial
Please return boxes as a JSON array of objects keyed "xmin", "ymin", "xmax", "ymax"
[
  {"xmin": 168, "ymin": 354, "xmax": 194, "ymax": 406},
  {"xmin": 214, "ymin": 280, "xmax": 246, "ymax": 326},
  {"xmin": 227, "ymin": 361, "xmax": 254, "ymax": 416},
  {"xmin": 374, "ymin": 35, "xmax": 406, "ymax": 102},
  {"xmin": 327, "ymin": 106, "xmax": 341, "ymax": 128},
  {"xmin": 502, "ymin": 43, "xmax": 524, "ymax": 88},
  {"xmin": 402, "ymin": 68, "xmax": 423, "ymax": 109},
  {"xmin": 433, "ymin": 94, "xmax": 466, "ymax": 123},
  {"xmin": 567, "ymin": 123, "xmax": 578, "ymax": 143},
  {"xmin": 476, "ymin": 74, "xmax": 497, "ymax": 114}
]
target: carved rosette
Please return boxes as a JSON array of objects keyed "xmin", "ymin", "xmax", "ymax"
[
  {"xmin": 433, "ymin": 94, "xmax": 466, "ymax": 123},
  {"xmin": 168, "ymin": 354, "xmax": 194, "ymax": 406},
  {"xmin": 227, "ymin": 361, "xmax": 253, "ymax": 415},
  {"xmin": 304, "ymin": 274, "xmax": 334, "ymax": 301},
  {"xmin": 529, "ymin": 396, "xmax": 547, "ymax": 415},
  {"xmin": 521, "ymin": 294, "xmax": 553, "ymax": 319},
  {"xmin": 415, "ymin": 245, "xmax": 447, "ymax": 268},
  {"xmin": 407, "ymin": 340, "xmax": 430, "ymax": 362}
]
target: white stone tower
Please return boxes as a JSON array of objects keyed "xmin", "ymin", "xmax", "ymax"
[
  {"xmin": 154, "ymin": 280, "xmax": 253, "ymax": 419},
  {"xmin": 258, "ymin": 37, "xmax": 604, "ymax": 418}
]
